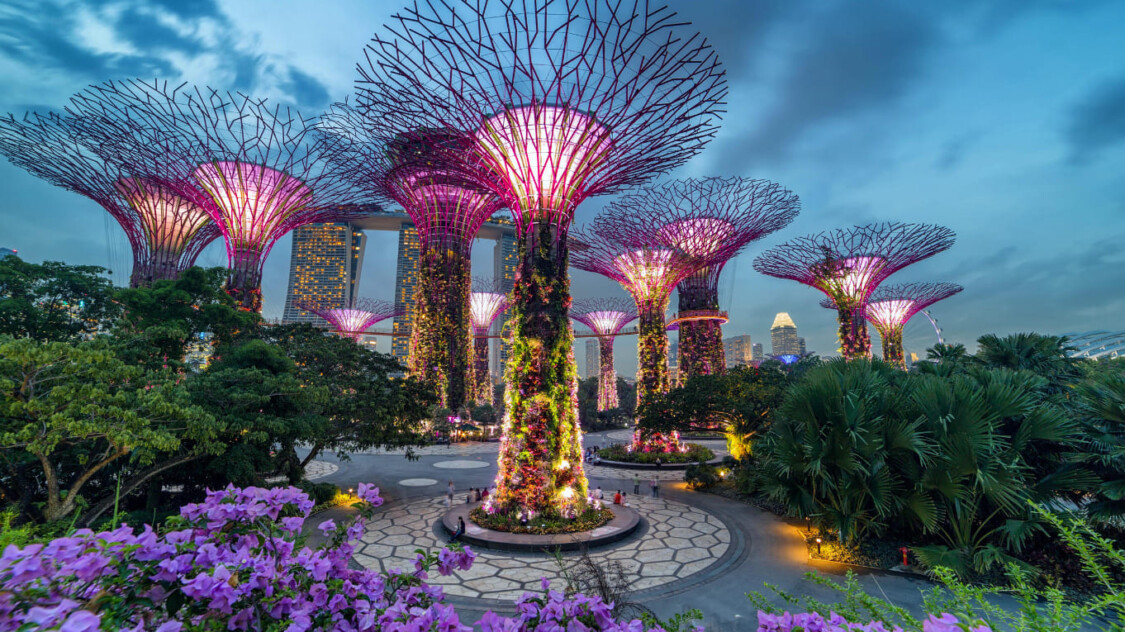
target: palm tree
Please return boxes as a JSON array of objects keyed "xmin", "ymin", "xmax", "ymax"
[
  {"xmin": 1076, "ymin": 374, "xmax": 1125, "ymax": 522},
  {"xmin": 975, "ymin": 333, "xmax": 1080, "ymax": 393},
  {"xmin": 926, "ymin": 342, "xmax": 967, "ymax": 363}
]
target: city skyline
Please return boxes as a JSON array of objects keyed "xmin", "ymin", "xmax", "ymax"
[{"xmin": 2, "ymin": 0, "xmax": 1123, "ymax": 373}]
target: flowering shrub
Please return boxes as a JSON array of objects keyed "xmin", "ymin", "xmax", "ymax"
[
  {"xmin": 599, "ymin": 442, "xmax": 712, "ymax": 464},
  {"xmin": 756, "ymin": 611, "xmax": 990, "ymax": 632},
  {"xmin": 470, "ymin": 504, "xmax": 613, "ymax": 534},
  {"xmin": 481, "ymin": 579, "xmax": 662, "ymax": 632},
  {"xmin": 0, "ymin": 483, "xmax": 472, "ymax": 631}
]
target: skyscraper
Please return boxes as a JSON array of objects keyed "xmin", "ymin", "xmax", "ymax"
[
  {"xmin": 770, "ymin": 312, "xmax": 801, "ymax": 356},
  {"xmin": 282, "ymin": 223, "xmax": 366, "ymax": 323},
  {"xmin": 723, "ymin": 335, "xmax": 753, "ymax": 367},
  {"xmin": 668, "ymin": 339, "xmax": 679, "ymax": 384},
  {"xmin": 798, "ymin": 337, "xmax": 807, "ymax": 356},
  {"xmin": 584, "ymin": 339, "xmax": 599, "ymax": 380},
  {"xmin": 392, "ymin": 223, "xmax": 421, "ymax": 363},
  {"xmin": 751, "ymin": 343, "xmax": 763, "ymax": 362},
  {"xmin": 491, "ymin": 230, "xmax": 518, "ymax": 380}
]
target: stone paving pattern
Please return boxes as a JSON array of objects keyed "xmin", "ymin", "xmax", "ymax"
[{"xmin": 355, "ymin": 494, "xmax": 730, "ymax": 602}]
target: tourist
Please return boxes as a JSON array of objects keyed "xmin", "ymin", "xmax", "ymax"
[
  {"xmin": 632, "ymin": 473, "xmax": 640, "ymax": 495},
  {"xmin": 655, "ymin": 457, "xmax": 662, "ymax": 469},
  {"xmin": 650, "ymin": 478, "xmax": 658, "ymax": 498},
  {"xmin": 594, "ymin": 486, "xmax": 603, "ymax": 500},
  {"xmin": 473, "ymin": 488, "xmax": 481, "ymax": 502},
  {"xmin": 613, "ymin": 490, "xmax": 622, "ymax": 504},
  {"xmin": 452, "ymin": 516, "xmax": 466, "ymax": 542},
  {"xmin": 622, "ymin": 492, "xmax": 629, "ymax": 507},
  {"xmin": 481, "ymin": 487, "xmax": 489, "ymax": 501},
  {"xmin": 465, "ymin": 489, "xmax": 473, "ymax": 504}
]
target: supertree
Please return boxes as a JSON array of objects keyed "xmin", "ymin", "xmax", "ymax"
[
  {"xmin": 316, "ymin": 105, "xmax": 504, "ymax": 410},
  {"xmin": 616, "ymin": 177, "xmax": 800, "ymax": 381},
  {"xmin": 469, "ymin": 278, "xmax": 511, "ymax": 407},
  {"xmin": 301, "ymin": 298, "xmax": 402, "ymax": 342},
  {"xmin": 355, "ymin": 0, "xmax": 726, "ymax": 516},
  {"xmin": 0, "ymin": 110, "xmax": 220, "ymax": 287},
  {"xmin": 822, "ymin": 282, "xmax": 962, "ymax": 368},
  {"xmin": 68, "ymin": 79, "xmax": 372, "ymax": 311},
  {"xmin": 570, "ymin": 214, "xmax": 711, "ymax": 453},
  {"xmin": 570, "ymin": 298, "xmax": 637, "ymax": 411},
  {"xmin": 754, "ymin": 223, "xmax": 956, "ymax": 359}
]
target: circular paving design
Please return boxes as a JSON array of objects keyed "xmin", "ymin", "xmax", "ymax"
[
  {"xmin": 432, "ymin": 460, "xmax": 491, "ymax": 470},
  {"xmin": 399, "ymin": 478, "xmax": 440, "ymax": 487},
  {"xmin": 354, "ymin": 494, "xmax": 731, "ymax": 602}
]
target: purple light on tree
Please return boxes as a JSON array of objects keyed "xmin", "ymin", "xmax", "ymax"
[
  {"xmin": 317, "ymin": 106, "xmax": 503, "ymax": 410},
  {"xmin": 847, "ymin": 282, "xmax": 962, "ymax": 368},
  {"xmin": 570, "ymin": 298, "xmax": 637, "ymax": 411},
  {"xmin": 571, "ymin": 212, "xmax": 713, "ymax": 452},
  {"xmin": 0, "ymin": 111, "xmax": 220, "ymax": 286},
  {"xmin": 754, "ymin": 223, "xmax": 956, "ymax": 359},
  {"xmin": 301, "ymin": 298, "xmax": 402, "ymax": 342},
  {"xmin": 68, "ymin": 79, "xmax": 372, "ymax": 311},
  {"xmin": 355, "ymin": 0, "xmax": 726, "ymax": 515},
  {"xmin": 469, "ymin": 277, "xmax": 510, "ymax": 407},
  {"xmin": 614, "ymin": 178, "xmax": 800, "ymax": 380}
]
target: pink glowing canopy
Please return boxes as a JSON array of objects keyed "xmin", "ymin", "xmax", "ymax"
[
  {"xmin": 828, "ymin": 256, "xmax": 885, "ymax": 302},
  {"xmin": 570, "ymin": 297, "xmax": 638, "ymax": 337},
  {"xmin": 193, "ymin": 161, "xmax": 313, "ymax": 253},
  {"xmin": 470, "ymin": 292, "xmax": 509, "ymax": 334},
  {"xmin": 659, "ymin": 218, "xmax": 736, "ymax": 258},
  {"xmin": 115, "ymin": 177, "xmax": 213, "ymax": 252},
  {"xmin": 304, "ymin": 298, "xmax": 400, "ymax": 342},
  {"xmin": 476, "ymin": 104, "xmax": 612, "ymax": 223},
  {"xmin": 865, "ymin": 299, "xmax": 914, "ymax": 329},
  {"xmin": 614, "ymin": 249, "xmax": 673, "ymax": 301},
  {"xmin": 587, "ymin": 311, "xmax": 635, "ymax": 335}
]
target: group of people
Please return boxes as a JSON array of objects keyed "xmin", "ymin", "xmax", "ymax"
[
  {"xmin": 583, "ymin": 446, "xmax": 601, "ymax": 465},
  {"xmin": 466, "ymin": 487, "xmax": 490, "ymax": 504}
]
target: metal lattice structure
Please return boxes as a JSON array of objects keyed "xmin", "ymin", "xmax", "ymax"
[
  {"xmin": 865, "ymin": 282, "xmax": 962, "ymax": 368},
  {"xmin": 754, "ymin": 223, "xmax": 956, "ymax": 359},
  {"xmin": 317, "ymin": 104, "xmax": 504, "ymax": 410},
  {"xmin": 355, "ymin": 0, "xmax": 726, "ymax": 516},
  {"xmin": 612, "ymin": 177, "xmax": 800, "ymax": 379},
  {"xmin": 470, "ymin": 277, "xmax": 511, "ymax": 406},
  {"xmin": 571, "ymin": 297, "xmax": 637, "ymax": 411},
  {"xmin": 301, "ymin": 298, "xmax": 402, "ymax": 342},
  {"xmin": 570, "ymin": 210, "xmax": 716, "ymax": 452},
  {"xmin": 68, "ymin": 79, "xmax": 374, "ymax": 311},
  {"xmin": 0, "ymin": 111, "xmax": 220, "ymax": 287}
]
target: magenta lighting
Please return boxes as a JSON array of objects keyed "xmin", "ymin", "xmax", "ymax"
[
  {"xmin": 302, "ymin": 298, "xmax": 402, "ymax": 342},
  {"xmin": 867, "ymin": 282, "xmax": 962, "ymax": 368},
  {"xmin": 615, "ymin": 178, "xmax": 800, "ymax": 379},
  {"xmin": 68, "ymin": 79, "xmax": 373, "ymax": 312},
  {"xmin": 570, "ymin": 298, "xmax": 638, "ymax": 411},
  {"xmin": 0, "ymin": 111, "xmax": 220, "ymax": 287},
  {"xmin": 469, "ymin": 277, "xmax": 511, "ymax": 406},
  {"xmin": 355, "ymin": 0, "xmax": 726, "ymax": 516},
  {"xmin": 754, "ymin": 223, "xmax": 956, "ymax": 360},
  {"xmin": 317, "ymin": 108, "xmax": 503, "ymax": 410},
  {"xmin": 570, "ymin": 212, "xmax": 713, "ymax": 453}
]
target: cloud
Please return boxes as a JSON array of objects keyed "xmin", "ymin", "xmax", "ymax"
[
  {"xmin": 282, "ymin": 67, "xmax": 330, "ymax": 110},
  {"xmin": 1065, "ymin": 75, "xmax": 1125, "ymax": 164}
]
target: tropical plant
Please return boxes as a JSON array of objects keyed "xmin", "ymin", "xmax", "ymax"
[
  {"xmin": 756, "ymin": 359, "xmax": 933, "ymax": 544},
  {"xmin": 1075, "ymin": 373, "xmax": 1125, "ymax": 522},
  {"xmin": 0, "ymin": 256, "xmax": 119, "ymax": 342},
  {"xmin": 974, "ymin": 332, "xmax": 1080, "ymax": 394}
]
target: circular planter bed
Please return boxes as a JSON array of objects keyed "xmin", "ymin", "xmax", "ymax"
[
  {"xmin": 440, "ymin": 503, "xmax": 640, "ymax": 552},
  {"xmin": 594, "ymin": 443, "xmax": 716, "ymax": 469}
]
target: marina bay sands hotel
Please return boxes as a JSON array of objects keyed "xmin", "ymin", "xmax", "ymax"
[{"xmin": 280, "ymin": 212, "xmax": 518, "ymax": 380}]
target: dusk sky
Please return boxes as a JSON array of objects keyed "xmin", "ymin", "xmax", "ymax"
[{"xmin": 1, "ymin": 0, "xmax": 1123, "ymax": 374}]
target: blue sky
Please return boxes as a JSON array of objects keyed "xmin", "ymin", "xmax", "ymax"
[{"xmin": 1, "ymin": 0, "xmax": 1123, "ymax": 374}]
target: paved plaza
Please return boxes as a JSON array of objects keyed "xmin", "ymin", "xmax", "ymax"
[{"xmin": 308, "ymin": 430, "xmax": 938, "ymax": 629}]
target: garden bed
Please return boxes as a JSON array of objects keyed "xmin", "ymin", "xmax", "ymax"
[
  {"xmin": 597, "ymin": 442, "xmax": 714, "ymax": 465},
  {"xmin": 469, "ymin": 505, "xmax": 613, "ymax": 534}
]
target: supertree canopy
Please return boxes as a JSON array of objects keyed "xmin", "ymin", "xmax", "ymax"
[
  {"xmin": 355, "ymin": 0, "xmax": 726, "ymax": 518},
  {"xmin": 859, "ymin": 282, "xmax": 962, "ymax": 368},
  {"xmin": 68, "ymin": 79, "xmax": 371, "ymax": 311},
  {"xmin": 469, "ymin": 277, "xmax": 511, "ymax": 407},
  {"xmin": 301, "ymin": 298, "xmax": 401, "ymax": 343},
  {"xmin": 317, "ymin": 104, "xmax": 504, "ymax": 411},
  {"xmin": 571, "ymin": 211, "xmax": 712, "ymax": 453},
  {"xmin": 754, "ymin": 223, "xmax": 956, "ymax": 359},
  {"xmin": 614, "ymin": 177, "xmax": 800, "ymax": 381},
  {"xmin": 570, "ymin": 298, "xmax": 638, "ymax": 411},
  {"xmin": 0, "ymin": 110, "xmax": 220, "ymax": 287}
]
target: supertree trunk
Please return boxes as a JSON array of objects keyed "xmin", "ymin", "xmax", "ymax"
[
  {"xmin": 493, "ymin": 221, "xmax": 586, "ymax": 516},
  {"xmin": 880, "ymin": 326, "xmax": 905, "ymax": 369},
  {"xmin": 408, "ymin": 247, "xmax": 474, "ymax": 410},
  {"xmin": 597, "ymin": 336, "xmax": 617, "ymax": 411},
  {"xmin": 633, "ymin": 299, "xmax": 679, "ymax": 452},
  {"xmin": 837, "ymin": 305, "xmax": 871, "ymax": 360},
  {"xmin": 677, "ymin": 285, "xmax": 725, "ymax": 380},
  {"xmin": 472, "ymin": 336, "xmax": 492, "ymax": 406},
  {"xmin": 227, "ymin": 250, "xmax": 265, "ymax": 312}
]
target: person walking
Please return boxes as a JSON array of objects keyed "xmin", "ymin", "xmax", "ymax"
[
  {"xmin": 447, "ymin": 480, "xmax": 455, "ymax": 507},
  {"xmin": 650, "ymin": 478, "xmax": 658, "ymax": 498},
  {"xmin": 632, "ymin": 473, "xmax": 640, "ymax": 495}
]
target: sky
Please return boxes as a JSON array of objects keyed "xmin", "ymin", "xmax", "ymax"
[{"xmin": 1, "ymin": 0, "xmax": 1123, "ymax": 376}]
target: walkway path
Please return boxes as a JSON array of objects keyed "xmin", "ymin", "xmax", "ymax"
[{"xmin": 305, "ymin": 430, "xmax": 937, "ymax": 629}]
